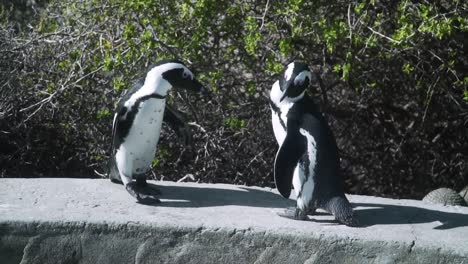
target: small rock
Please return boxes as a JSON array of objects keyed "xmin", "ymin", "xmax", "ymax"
[
  {"xmin": 459, "ymin": 185, "xmax": 468, "ymax": 204},
  {"xmin": 423, "ymin": 188, "xmax": 466, "ymax": 206}
]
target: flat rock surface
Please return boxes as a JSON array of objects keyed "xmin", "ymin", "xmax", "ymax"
[{"xmin": 1, "ymin": 178, "xmax": 467, "ymax": 263}]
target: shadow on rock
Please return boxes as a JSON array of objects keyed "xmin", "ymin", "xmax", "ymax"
[
  {"xmin": 353, "ymin": 202, "xmax": 468, "ymax": 230},
  {"xmin": 139, "ymin": 183, "xmax": 296, "ymax": 209}
]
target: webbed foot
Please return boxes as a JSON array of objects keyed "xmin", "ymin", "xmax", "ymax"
[
  {"xmin": 136, "ymin": 177, "xmax": 162, "ymax": 195},
  {"xmin": 139, "ymin": 183, "xmax": 162, "ymax": 195},
  {"xmin": 110, "ymin": 178, "xmax": 123, "ymax": 184},
  {"xmin": 277, "ymin": 207, "xmax": 308, "ymax": 220},
  {"xmin": 126, "ymin": 182, "xmax": 161, "ymax": 204}
]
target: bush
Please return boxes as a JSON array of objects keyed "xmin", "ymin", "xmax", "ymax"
[{"xmin": 1, "ymin": 0, "xmax": 467, "ymax": 198}]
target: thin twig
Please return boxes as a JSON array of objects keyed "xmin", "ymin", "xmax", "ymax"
[
  {"xmin": 259, "ymin": 0, "xmax": 270, "ymax": 30},
  {"xmin": 347, "ymin": 4, "xmax": 353, "ymax": 42},
  {"xmin": 19, "ymin": 65, "xmax": 104, "ymax": 120},
  {"xmin": 421, "ymin": 76, "xmax": 439, "ymax": 126},
  {"xmin": 366, "ymin": 26, "xmax": 403, "ymax": 44}
]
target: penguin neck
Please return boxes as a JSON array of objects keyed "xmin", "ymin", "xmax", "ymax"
[
  {"xmin": 270, "ymin": 83, "xmax": 305, "ymax": 108},
  {"xmin": 302, "ymin": 93, "xmax": 321, "ymax": 113},
  {"xmin": 270, "ymin": 81, "xmax": 286, "ymax": 108},
  {"xmin": 282, "ymin": 91, "xmax": 305, "ymax": 103},
  {"xmin": 143, "ymin": 75, "xmax": 171, "ymax": 97},
  {"xmin": 271, "ymin": 80, "xmax": 310, "ymax": 106},
  {"xmin": 124, "ymin": 76, "xmax": 168, "ymax": 109}
]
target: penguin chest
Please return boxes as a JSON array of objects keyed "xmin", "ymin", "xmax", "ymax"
[
  {"xmin": 292, "ymin": 128, "xmax": 318, "ymax": 208},
  {"xmin": 271, "ymin": 102, "xmax": 294, "ymax": 146},
  {"xmin": 271, "ymin": 111, "xmax": 285, "ymax": 146},
  {"xmin": 119, "ymin": 98, "xmax": 166, "ymax": 174}
]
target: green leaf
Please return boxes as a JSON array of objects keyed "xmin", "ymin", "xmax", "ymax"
[
  {"xmin": 246, "ymin": 81, "xmax": 256, "ymax": 96},
  {"xmin": 342, "ymin": 63, "xmax": 351, "ymax": 81},
  {"xmin": 402, "ymin": 63, "xmax": 413, "ymax": 74},
  {"xmin": 279, "ymin": 39, "xmax": 292, "ymax": 56},
  {"xmin": 224, "ymin": 117, "xmax": 246, "ymax": 130},
  {"xmin": 113, "ymin": 77, "xmax": 126, "ymax": 91},
  {"xmin": 96, "ymin": 108, "xmax": 110, "ymax": 119}
]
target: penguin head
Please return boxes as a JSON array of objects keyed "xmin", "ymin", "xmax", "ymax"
[
  {"xmin": 278, "ymin": 61, "xmax": 317, "ymax": 102},
  {"xmin": 144, "ymin": 59, "xmax": 206, "ymax": 96}
]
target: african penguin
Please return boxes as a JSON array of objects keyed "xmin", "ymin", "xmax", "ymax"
[
  {"xmin": 269, "ymin": 61, "xmax": 356, "ymax": 226},
  {"xmin": 109, "ymin": 59, "xmax": 206, "ymax": 204}
]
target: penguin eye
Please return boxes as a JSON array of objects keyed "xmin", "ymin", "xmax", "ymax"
[
  {"xmin": 294, "ymin": 71, "xmax": 312, "ymax": 86},
  {"xmin": 294, "ymin": 75, "xmax": 305, "ymax": 86},
  {"xmin": 182, "ymin": 71, "xmax": 193, "ymax": 80}
]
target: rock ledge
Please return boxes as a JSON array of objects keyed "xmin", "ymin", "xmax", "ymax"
[{"xmin": 1, "ymin": 179, "xmax": 467, "ymax": 263}]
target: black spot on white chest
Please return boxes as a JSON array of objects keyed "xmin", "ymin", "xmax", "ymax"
[{"xmin": 130, "ymin": 100, "xmax": 165, "ymax": 133}]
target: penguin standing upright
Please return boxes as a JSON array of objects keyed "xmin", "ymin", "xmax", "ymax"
[
  {"xmin": 109, "ymin": 59, "xmax": 206, "ymax": 204},
  {"xmin": 269, "ymin": 61, "xmax": 356, "ymax": 226}
]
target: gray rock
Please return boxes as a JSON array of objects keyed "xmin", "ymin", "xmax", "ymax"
[
  {"xmin": 460, "ymin": 185, "xmax": 468, "ymax": 204},
  {"xmin": 422, "ymin": 187, "xmax": 466, "ymax": 206},
  {"xmin": 1, "ymin": 179, "xmax": 468, "ymax": 264}
]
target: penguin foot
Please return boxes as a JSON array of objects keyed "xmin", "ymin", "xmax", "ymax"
[
  {"xmin": 135, "ymin": 177, "xmax": 162, "ymax": 195},
  {"xmin": 110, "ymin": 178, "xmax": 123, "ymax": 184},
  {"xmin": 126, "ymin": 182, "xmax": 160, "ymax": 204},
  {"xmin": 139, "ymin": 183, "xmax": 162, "ymax": 195},
  {"xmin": 277, "ymin": 207, "xmax": 308, "ymax": 220},
  {"xmin": 307, "ymin": 207, "xmax": 317, "ymax": 215}
]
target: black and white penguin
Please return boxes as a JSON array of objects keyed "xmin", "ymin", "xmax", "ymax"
[
  {"xmin": 269, "ymin": 61, "xmax": 356, "ymax": 226},
  {"xmin": 109, "ymin": 59, "xmax": 206, "ymax": 204}
]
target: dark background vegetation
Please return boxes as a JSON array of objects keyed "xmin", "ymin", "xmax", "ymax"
[{"xmin": 1, "ymin": 0, "xmax": 467, "ymax": 199}]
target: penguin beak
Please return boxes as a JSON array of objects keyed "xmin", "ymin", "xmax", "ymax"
[
  {"xmin": 183, "ymin": 78, "xmax": 209, "ymax": 95},
  {"xmin": 193, "ymin": 79, "xmax": 209, "ymax": 95},
  {"xmin": 279, "ymin": 82, "xmax": 290, "ymax": 102},
  {"xmin": 315, "ymin": 73, "xmax": 329, "ymax": 106}
]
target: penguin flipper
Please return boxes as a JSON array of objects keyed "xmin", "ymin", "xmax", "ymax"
[
  {"xmin": 108, "ymin": 112, "xmax": 122, "ymax": 182},
  {"xmin": 109, "ymin": 97, "xmax": 129, "ymax": 182},
  {"xmin": 108, "ymin": 156, "xmax": 122, "ymax": 184},
  {"xmin": 108, "ymin": 80, "xmax": 139, "ymax": 180},
  {"xmin": 274, "ymin": 119, "xmax": 306, "ymax": 198},
  {"xmin": 163, "ymin": 105, "xmax": 193, "ymax": 147}
]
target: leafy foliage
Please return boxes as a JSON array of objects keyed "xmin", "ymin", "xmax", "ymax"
[{"xmin": 1, "ymin": 0, "xmax": 467, "ymax": 198}]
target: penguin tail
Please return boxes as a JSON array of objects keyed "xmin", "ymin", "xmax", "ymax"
[
  {"xmin": 108, "ymin": 156, "xmax": 122, "ymax": 184},
  {"xmin": 324, "ymin": 196, "xmax": 357, "ymax": 227}
]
